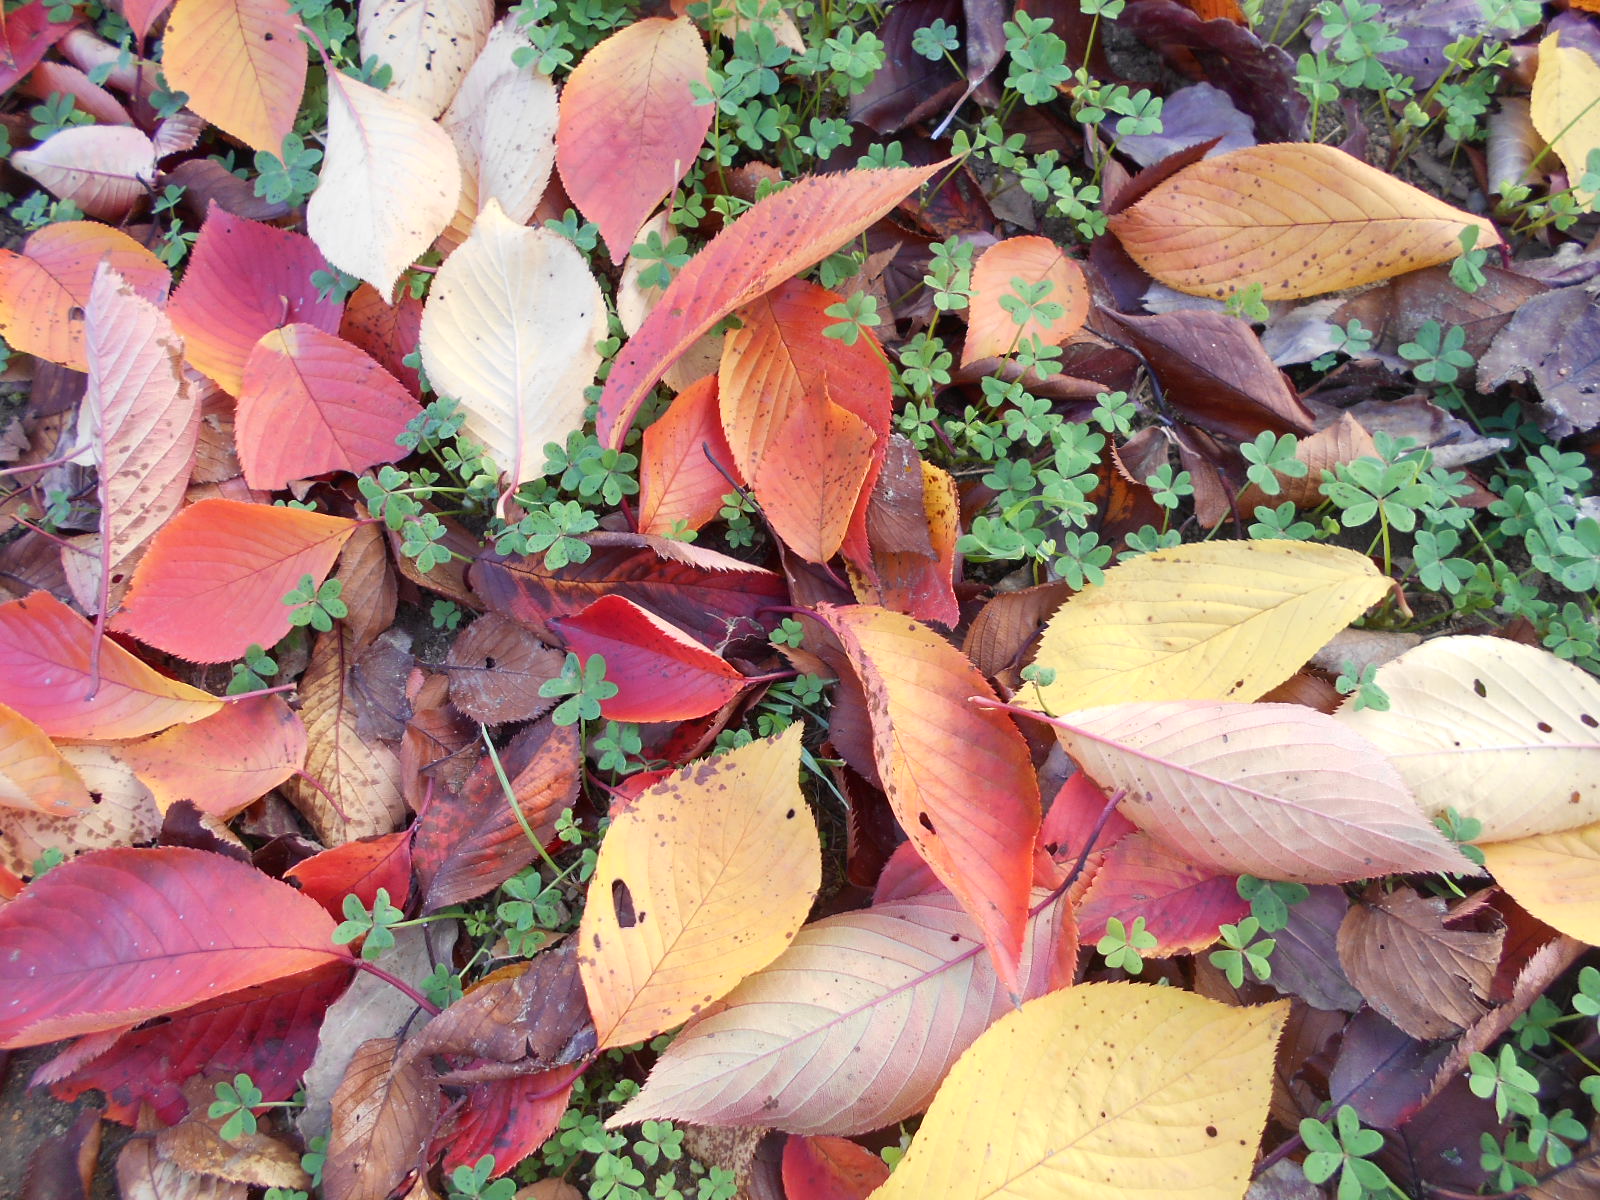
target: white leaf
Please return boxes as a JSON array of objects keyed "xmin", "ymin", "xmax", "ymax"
[
  {"xmin": 418, "ymin": 198, "xmax": 604, "ymax": 514},
  {"xmin": 358, "ymin": 0, "xmax": 492, "ymax": 118},
  {"xmin": 12, "ymin": 126, "xmax": 156, "ymax": 221},
  {"xmin": 306, "ymin": 72, "xmax": 461, "ymax": 297}
]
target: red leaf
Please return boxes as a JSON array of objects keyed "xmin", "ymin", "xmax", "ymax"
[
  {"xmin": 168, "ymin": 206, "xmax": 342, "ymax": 395},
  {"xmin": 812, "ymin": 605, "xmax": 1040, "ymax": 993},
  {"xmin": 119, "ymin": 694, "xmax": 306, "ymax": 819},
  {"xmin": 1076, "ymin": 831, "xmax": 1247, "ymax": 954},
  {"xmin": 556, "ymin": 16, "xmax": 712, "ymax": 262},
  {"xmin": 112, "ymin": 498, "xmax": 357, "ymax": 663},
  {"xmin": 554, "ymin": 594, "xmax": 748, "ymax": 723},
  {"xmin": 596, "ymin": 162, "xmax": 943, "ymax": 448},
  {"xmin": 0, "ymin": 847, "xmax": 350, "ymax": 1047},
  {"xmin": 783, "ymin": 1136, "xmax": 890, "ymax": 1200},
  {"xmin": 440, "ymin": 1064, "xmax": 582, "ymax": 1175},
  {"xmin": 636, "ymin": 374, "xmax": 740, "ymax": 538},
  {"xmin": 718, "ymin": 280, "xmax": 890, "ymax": 562},
  {"xmin": 470, "ymin": 532, "xmax": 785, "ymax": 648},
  {"xmin": 236, "ymin": 323, "xmax": 423, "ymax": 489},
  {"xmin": 0, "ymin": 591, "xmax": 222, "ymax": 740},
  {"xmin": 0, "ymin": 2, "xmax": 79, "ymax": 91},
  {"xmin": 285, "ymin": 831, "xmax": 413, "ymax": 918},
  {"xmin": 39, "ymin": 962, "xmax": 352, "ymax": 1123}
]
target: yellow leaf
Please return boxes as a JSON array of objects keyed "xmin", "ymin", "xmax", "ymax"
[
  {"xmin": 1024, "ymin": 540, "xmax": 1389, "ymax": 713},
  {"xmin": 1482, "ymin": 823, "xmax": 1600, "ymax": 946},
  {"xmin": 419, "ymin": 199, "xmax": 606, "ymax": 516},
  {"xmin": 1531, "ymin": 34, "xmax": 1600, "ymax": 207},
  {"xmin": 1336, "ymin": 636, "xmax": 1600, "ymax": 842},
  {"xmin": 578, "ymin": 724, "xmax": 820, "ymax": 1049},
  {"xmin": 0, "ymin": 702, "xmax": 90, "ymax": 817},
  {"xmin": 1107, "ymin": 143, "xmax": 1497, "ymax": 300},
  {"xmin": 871, "ymin": 982, "xmax": 1286, "ymax": 1200},
  {"xmin": 306, "ymin": 71, "xmax": 461, "ymax": 297}
]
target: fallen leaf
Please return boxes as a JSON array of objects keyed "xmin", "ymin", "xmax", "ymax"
[
  {"xmin": 163, "ymin": 0, "xmax": 306, "ymax": 153},
  {"xmin": 73, "ymin": 264, "xmax": 198, "ymax": 606},
  {"xmin": 288, "ymin": 630, "xmax": 408, "ymax": 845},
  {"xmin": 1337, "ymin": 886, "xmax": 1501, "ymax": 1039},
  {"xmin": 286, "ymin": 831, "xmax": 413, "ymax": 917},
  {"xmin": 1531, "ymin": 33, "xmax": 1600, "ymax": 206},
  {"xmin": 962, "ymin": 236, "xmax": 1089, "ymax": 366},
  {"xmin": 324, "ymin": 1037, "xmax": 441, "ymax": 1200},
  {"xmin": 0, "ymin": 742, "xmax": 163, "ymax": 880},
  {"xmin": 556, "ymin": 16, "xmax": 712, "ymax": 261},
  {"xmin": 846, "ymin": 447, "xmax": 960, "ymax": 629},
  {"xmin": 0, "ymin": 591, "xmax": 222, "ymax": 739},
  {"xmin": 236, "ymin": 324, "xmax": 423, "ymax": 490},
  {"xmin": 307, "ymin": 67, "xmax": 461, "ymax": 296},
  {"xmin": 1042, "ymin": 700, "xmax": 1477, "ymax": 883},
  {"xmin": 636, "ymin": 374, "xmax": 741, "ymax": 537},
  {"xmin": 112, "ymin": 499, "xmax": 357, "ymax": 663},
  {"xmin": 0, "ymin": 701, "xmax": 90, "ymax": 816},
  {"xmin": 0, "ymin": 1, "xmax": 80, "ymax": 91},
  {"xmin": 1025, "ymin": 540, "xmax": 1390, "ymax": 712},
  {"xmin": 1107, "ymin": 142, "xmax": 1497, "ymax": 299},
  {"xmin": 1334, "ymin": 635, "xmax": 1600, "ymax": 842},
  {"xmin": 358, "ymin": 0, "xmax": 491, "ymax": 118},
  {"xmin": 1481, "ymin": 824, "xmax": 1600, "ymax": 947},
  {"xmin": 120, "ymin": 695, "xmax": 307, "ymax": 819},
  {"xmin": 611, "ymin": 889, "xmax": 1073, "ymax": 1135},
  {"xmin": 782, "ymin": 1135, "xmax": 889, "ymax": 1200},
  {"xmin": 578, "ymin": 724, "xmax": 820, "ymax": 1049},
  {"xmin": 340, "ymin": 284, "xmax": 425, "ymax": 396},
  {"xmin": 1075, "ymin": 832, "xmax": 1247, "ymax": 956},
  {"xmin": 419, "ymin": 199, "xmax": 605, "ymax": 515},
  {"xmin": 11, "ymin": 124, "xmax": 156, "ymax": 220},
  {"xmin": 1477, "ymin": 279, "xmax": 1600, "ymax": 437},
  {"xmin": 155, "ymin": 1123, "xmax": 309, "ymax": 1190},
  {"xmin": 0, "ymin": 846, "xmax": 349, "ymax": 1047},
  {"xmin": 553, "ymin": 595, "xmax": 748, "ymax": 723},
  {"xmin": 0, "ymin": 221, "xmax": 167, "ymax": 370},
  {"xmin": 718, "ymin": 280, "xmax": 890, "ymax": 562},
  {"xmin": 815, "ymin": 604, "xmax": 1039, "ymax": 993},
  {"xmin": 445, "ymin": 612, "xmax": 565, "ymax": 724},
  {"xmin": 169, "ymin": 206, "xmax": 342, "ymax": 395},
  {"xmin": 869, "ymin": 982, "xmax": 1286, "ymax": 1199},
  {"xmin": 596, "ymin": 161, "xmax": 943, "ymax": 448}
]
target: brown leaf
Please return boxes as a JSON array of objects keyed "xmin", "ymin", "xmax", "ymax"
[
  {"xmin": 961, "ymin": 582, "xmax": 1074, "ymax": 680},
  {"xmin": 1236, "ymin": 412, "xmax": 1378, "ymax": 511},
  {"xmin": 335, "ymin": 521, "xmax": 398, "ymax": 656},
  {"xmin": 446, "ymin": 613, "xmax": 566, "ymax": 724},
  {"xmin": 1336, "ymin": 887, "xmax": 1503, "ymax": 1040},
  {"xmin": 324, "ymin": 1037, "xmax": 441, "ymax": 1200},
  {"xmin": 1101, "ymin": 308, "xmax": 1314, "ymax": 441},
  {"xmin": 116, "ymin": 1138, "xmax": 247, "ymax": 1200},
  {"xmin": 154, "ymin": 1122, "xmax": 309, "ymax": 1190}
]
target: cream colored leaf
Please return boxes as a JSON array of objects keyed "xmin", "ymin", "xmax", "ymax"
[
  {"xmin": 1335, "ymin": 635, "xmax": 1600, "ymax": 842},
  {"xmin": 1107, "ymin": 143, "xmax": 1498, "ymax": 300},
  {"xmin": 0, "ymin": 742, "xmax": 161, "ymax": 879},
  {"xmin": 307, "ymin": 71, "xmax": 461, "ymax": 297},
  {"xmin": 358, "ymin": 0, "xmax": 491, "ymax": 118},
  {"xmin": 616, "ymin": 212, "xmax": 722, "ymax": 393},
  {"xmin": 578, "ymin": 724, "xmax": 820, "ymax": 1050},
  {"xmin": 871, "ymin": 983, "xmax": 1287, "ymax": 1200},
  {"xmin": 439, "ymin": 16, "xmax": 557, "ymax": 228},
  {"xmin": 1482, "ymin": 822, "xmax": 1600, "ymax": 947},
  {"xmin": 419, "ymin": 199, "xmax": 604, "ymax": 515},
  {"xmin": 11, "ymin": 126, "xmax": 157, "ymax": 221},
  {"xmin": 610, "ymin": 890, "xmax": 1072, "ymax": 1136},
  {"xmin": 1531, "ymin": 33, "xmax": 1600, "ymax": 206},
  {"xmin": 1025, "ymin": 540, "xmax": 1389, "ymax": 712},
  {"xmin": 1046, "ymin": 700, "xmax": 1476, "ymax": 883}
]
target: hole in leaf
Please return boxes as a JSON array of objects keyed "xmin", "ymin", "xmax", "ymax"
[
  {"xmin": 483, "ymin": 656, "xmax": 496, "ymax": 669},
  {"xmin": 785, "ymin": 808, "xmax": 795, "ymax": 819},
  {"xmin": 611, "ymin": 879, "xmax": 639, "ymax": 928}
]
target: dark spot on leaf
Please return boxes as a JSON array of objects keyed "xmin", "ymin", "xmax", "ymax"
[
  {"xmin": 1206, "ymin": 1126, "xmax": 1218, "ymax": 1137},
  {"xmin": 785, "ymin": 808, "xmax": 795, "ymax": 819},
  {"xmin": 1538, "ymin": 721, "xmax": 1553, "ymax": 733},
  {"xmin": 918, "ymin": 811, "xmax": 936, "ymax": 834},
  {"xmin": 1583, "ymin": 714, "xmax": 1597, "ymax": 728},
  {"xmin": 1473, "ymin": 678, "xmax": 1487, "ymax": 698},
  {"xmin": 612, "ymin": 879, "xmax": 639, "ymax": 928}
]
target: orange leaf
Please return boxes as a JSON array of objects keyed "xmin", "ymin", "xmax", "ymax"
[
  {"xmin": 0, "ymin": 701, "xmax": 91, "ymax": 817},
  {"xmin": 0, "ymin": 221, "xmax": 167, "ymax": 370},
  {"xmin": 120, "ymin": 695, "xmax": 307, "ymax": 819},
  {"xmin": 961, "ymin": 236, "xmax": 1088, "ymax": 366},
  {"xmin": 556, "ymin": 16, "xmax": 712, "ymax": 262},
  {"xmin": 112, "ymin": 499, "xmax": 357, "ymax": 663},
  {"xmin": 236, "ymin": 324, "xmax": 423, "ymax": 490},
  {"xmin": 0, "ymin": 591, "xmax": 222, "ymax": 739},
  {"xmin": 1108, "ymin": 143, "xmax": 1498, "ymax": 300},
  {"xmin": 718, "ymin": 280, "xmax": 890, "ymax": 563},
  {"xmin": 596, "ymin": 162, "xmax": 943, "ymax": 448},
  {"xmin": 579, "ymin": 725, "xmax": 819, "ymax": 1049},
  {"xmin": 783, "ymin": 1136, "xmax": 889, "ymax": 1200},
  {"xmin": 813, "ymin": 604, "xmax": 1040, "ymax": 993},
  {"xmin": 636, "ymin": 374, "xmax": 741, "ymax": 537},
  {"xmin": 162, "ymin": 0, "xmax": 305, "ymax": 154},
  {"xmin": 554, "ymin": 594, "xmax": 748, "ymax": 723},
  {"xmin": 169, "ymin": 207, "xmax": 342, "ymax": 395}
]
